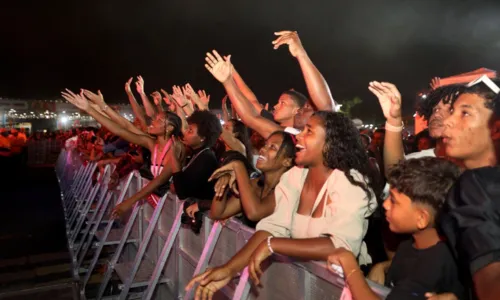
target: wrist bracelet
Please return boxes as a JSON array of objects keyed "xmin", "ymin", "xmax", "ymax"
[
  {"xmin": 385, "ymin": 121, "xmax": 403, "ymax": 133},
  {"xmin": 267, "ymin": 236, "xmax": 275, "ymax": 254},
  {"xmin": 345, "ymin": 268, "xmax": 359, "ymax": 282}
]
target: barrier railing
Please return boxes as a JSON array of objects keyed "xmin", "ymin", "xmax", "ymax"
[{"xmin": 56, "ymin": 150, "xmax": 391, "ymax": 300}]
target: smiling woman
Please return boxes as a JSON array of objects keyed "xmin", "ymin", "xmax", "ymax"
[{"xmin": 187, "ymin": 111, "xmax": 378, "ymax": 298}]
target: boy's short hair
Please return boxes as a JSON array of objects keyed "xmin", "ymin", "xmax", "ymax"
[
  {"xmin": 387, "ymin": 158, "xmax": 460, "ymax": 215},
  {"xmin": 282, "ymin": 90, "xmax": 308, "ymax": 108}
]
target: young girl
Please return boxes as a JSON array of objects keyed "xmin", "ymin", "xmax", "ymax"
[
  {"xmin": 208, "ymin": 131, "xmax": 296, "ymax": 226},
  {"xmin": 186, "ymin": 111, "xmax": 377, "ymax": 299}
]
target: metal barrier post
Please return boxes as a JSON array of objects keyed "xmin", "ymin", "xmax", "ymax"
[
  {"xmin": 232, "ymin": 267, "xmax": 251, "ymax": 300},
  {"xmin": 142, "ymin": 205, "xmax": 184, "ymax": 300},
  {"xmin": 81, "ymin": 172, "xmax": 135, "ymax": 290},
  {"xmin": 183, "ymin": 221, "xmax": 223, "ymax": 300},
  {"xmin": 116, "ymin": 193, "xmax": 169, "ymax": 300}
]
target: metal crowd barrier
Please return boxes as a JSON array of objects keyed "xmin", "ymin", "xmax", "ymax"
[{"xmin": 55, "ymin": 150, "xmax": 391, "ymax": 300}]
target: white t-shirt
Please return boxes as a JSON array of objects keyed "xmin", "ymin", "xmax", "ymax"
[
  {"xmin": 405, "ymin": 148, "xmax": 436, "ymax": 159},
  {"xmin": 284, "ymin": 127, "xmax": 301, "ymax": 135}
]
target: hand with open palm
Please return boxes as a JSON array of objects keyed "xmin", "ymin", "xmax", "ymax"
[
  {"xmin": 205, "ymin": 50, "xmax": 232, "ymax": 84},
  {"xmin": 198, "ymin": 90, "xmax": 210, "ymax": 109},
  {"xmin": 82, "ymin": 89, "xmax": 106, "ymax": 108},
  {"xmin": 61, "ymin": 89, "xmax": 90, "ymax": 112},
  {"xmin": 368, "ymin": 81, "xmax": 402, "ymax": 124}
]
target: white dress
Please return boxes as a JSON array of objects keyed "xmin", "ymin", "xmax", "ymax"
[{"xmin": 256, "ymin": 166, "xmax": 377, "ymax": 265}]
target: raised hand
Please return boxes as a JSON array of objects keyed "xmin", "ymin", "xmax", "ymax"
[
  {"xmin": 125, "ymin": 77, "xmax": 133, "ymax": 94},
  {"xmin": 368, "ymin": 81, "xmax": 402, "ymax": 122},
  {"xmin": 161, "ymin": 89, "xmax": 177, "ymax": 111},
  {"xmin": 430, "ymin": 77, "xmax": 441, "ymax": 90},
  {"xmin": 171, "ymin": 85, "xmax": 190, "ymax": 107},
  {"xmin": 151, "ymin": 91, "xmax": 162, "ymax": 105},
  {"xmin": 184, "ymin": 83, "xmax": 203, "ymax": 109},
  {"xmin": 198, "ymin": 90, "xmax": 210, "ymax": 107},
  {"xmin": 61, "ymin": 89, "xmax": 90, "ymax": 111},
  {"xmin": 272, "ymin": 31, "xmax": 307, "ymax": 58},
  {"xmin": 185, "ymin": 266, "xmax": 234, "ymax": 300},
  {"xmin": 205, "ymin": 50, "xmax": 232, "ymax": 83},
  {"xmin": 135, "ymin": 75, "xmax": 145, "ymax": 95},
  {"xmin": 82, "ymin": 89, "xmax": 106, "ymax": 107}
]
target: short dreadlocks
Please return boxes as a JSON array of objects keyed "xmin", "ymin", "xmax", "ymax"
[{"xmin": 416, "ymin": 84, "xmax": 464, "ymax": 121}]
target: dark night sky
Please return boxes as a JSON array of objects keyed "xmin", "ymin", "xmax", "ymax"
[{"xmin": 1, "ymin": 0, "xmax": 499, "ymax": 122}]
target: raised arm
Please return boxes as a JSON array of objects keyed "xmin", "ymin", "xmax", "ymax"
[
  {"xmin": 62, "ymin": 89, "xmax": 155, "ymax": 150},
  {"xmin": 221, "ymin": 95, "xmax": 230, "ymax": 123},
  {"xmin": 125, "ymin": 77, "xmax": 148, "ymax": 130},
  {"xmin": 205, "ymin": 50, "xmax": 281, "ymax": 139},
  {"xmin": 231, "ymin": 67, "xmax": 263, "ymax": 113},
  {"xmin": 83, "ymin": 90, "xmax": 145, "ymax": 135},
  {"xmin": 273, "ymin": 31, "xmax": 336, "ymax": 111},
  {"xmin": 368, "ymin": 81, "xmax": 405, "ymax": 177},
  {"xmin": 151, "ymin": 91, "xmax": 165, "ymax": 114},
  {"xmin": 135, "ymin": 76, "xmax": 157, "ymax": 118}
]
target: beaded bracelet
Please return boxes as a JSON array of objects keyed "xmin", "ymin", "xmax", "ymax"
[{"xmin": 385, "ymin": 121, "xmax": 404, "ymax": 133}]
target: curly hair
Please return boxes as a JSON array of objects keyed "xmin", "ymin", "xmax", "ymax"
[
  {"xmin": 416, "ymin": 85, "xmax": 464, "ymax": 121},
  {"xmin": 313, "ymin": 111, "xmax": 378, "ymax": 206},
  {"xmin": 387, "ymin": 157, "xmax": 459, "ymax": 216},
  {"xmin": 187, "ymin": 110, "xmax": 222, "ymax": 148}
]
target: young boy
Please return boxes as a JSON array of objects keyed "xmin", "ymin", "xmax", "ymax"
[{"xmin": 327, "ymin": 157, "xmax": 463, "ymax": 299}]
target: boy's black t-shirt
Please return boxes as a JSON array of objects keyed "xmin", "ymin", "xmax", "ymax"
[{"xmin": 385, "ymin": 240, "xmax": 464, "ymax": 299}]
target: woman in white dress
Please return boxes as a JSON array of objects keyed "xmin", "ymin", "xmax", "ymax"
[{"xmin": 186, "ymin": 111, "xmax": 378, "ymax": 299}]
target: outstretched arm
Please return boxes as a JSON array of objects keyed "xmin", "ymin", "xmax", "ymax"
[
  {"xmin": 125, "ymin": 77, "xmax": 148, "ymax": 130},
  {"xmin": 205, "ymin": 50, "xmax": 281, "ymax": 139},
  {"xmin": 135, "ymin": 75, "xmax": 157, "ymax": 118},
  {"xmin": 62, "ymin": 89, "xmax": 154, "ymax": 150},
  {"xmin": 369, "ymin": 81, "xmax": 405, "ymax": 176},
  {"xmin": 273, "ymin": 31, "xmax": 336, "ymax": 111},
  {"xmin": 83, "ymin": 90, "xmax": 145, "ymax": 135},
  {"xmin": 231, "ymin": 67, "xmax": 263, "ymax": 113}
]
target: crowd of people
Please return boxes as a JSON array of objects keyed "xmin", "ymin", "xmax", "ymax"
[
  {"xmin": 57, "ymin": 30, "xmax": 499, "ymax": 300},
  {"xmin": 0, "ymin": 127, "xmax": 29, "ymax": 168}
]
